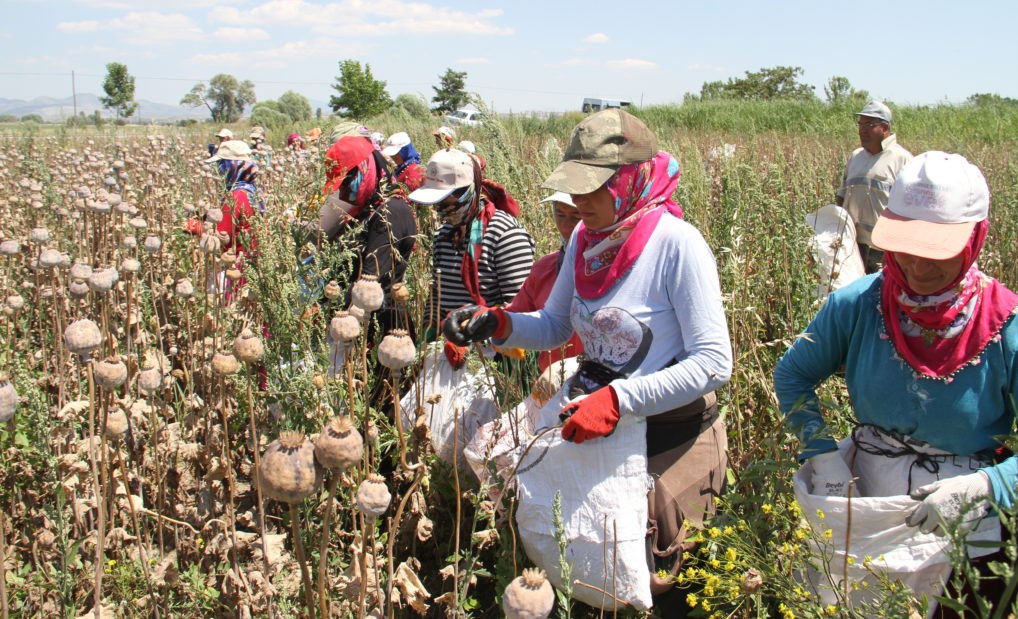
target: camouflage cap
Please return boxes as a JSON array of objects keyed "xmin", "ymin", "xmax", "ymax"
[{"xmin": 542, "ymin": 108, "xmax": 657, "ymax": 194}]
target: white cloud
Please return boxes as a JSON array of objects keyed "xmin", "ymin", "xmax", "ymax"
[
  {"xmin": 455, "ymin": 57, "xmax": 489, "ymax": 65},
  {"xmin": 59, "ymin": 12, "xmax": 203, "ymax": 45},
  {"xmin": 74, "ymin": 0, "xmax": 231, "ymax": 8},
  {"xmin": 57, "ymin": 20, "xmax": 100, "ymax": 33},
  {"xmin": 209, "ymin": 0, "xmax": 513, "ymax": 37},
  {"xmin": 190, "ymin": 37, "xmax": 369, "ymax": 71},
  {"xmin": 584, "ymin": 32, "xmax": 608, "ymax": 44},
  {"xmin": 213, "ymin": 27, "xmax": 271, "ymax": 41},
  {"xmin": 557, "ymin": 58, "xmax": 597, "ymax": 67},
  {"xmin": 606, "ymin": 58, "xmax": 658, "ymax": 70}
]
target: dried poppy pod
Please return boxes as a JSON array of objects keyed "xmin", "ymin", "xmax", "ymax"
[
  {"xmin": 232, "ymin": 329, "xmax": 264, "ymax": 364},
  {"xmin": 502, "ymin": 568, "xmax": 555, "ymax": 619},
  {"xmin": 29, "ymin": 227, "xmax": 50, "ymax": 244},
  {"xmin": 347, "ymin": 303, "xmax": 366, "ymax": 323},
  {"xmin": 4, "ymin": 294, "xmax": 25, "ymax": 315},
  {"xmin": 257, "ymin": 431, "xmax": 322, "ymax": 503},
  {"xmin": 64, "ymin": 319, "xmax": 103, "ymax": 359},
  {"xmin": 87, "ymin": 267, "xmax": 119, "ymax": 294},
  {"xmin": 143, "ymin": 235, "xmax": 161, "ymax": 253},
  {"xmin": 391, "ymin": 282, "xmax": 410, "ymax": 306},
  {"xmin": 329, "ymin": 311, "xmax": 360, "ymax": 342},
  {"xmin": 0, "ymin": 374, "xmax": 18, "ymax": 423},
  {"xmin": 219, "ymin": 251, "xmax": 238, "ymax": 268},
  {"xmin": 355, "ymin": 474, "xmax": 391, "ymax": 520},
  {"xmin": 137, "ymin": 362, "xmax": 163, "ymax": 396},
  {"xmin": 93, "ymin": 355, "xmax": 128, "ymax": 391},
  {"xmin": 205, "ymin": 207, "xmax": 224, "ymax": 224},
  {"xmin": 121, "ymin": 258, "xmax": 141, "ymax": 274},
  {"xmin": 38, "ymin": 248, "xmax": 64, "ymax": 268},
  {"xmin": 67, "ymin": 280, "xmax": 90, "ymax": 299},
  {"xmin": 174, "ymin": 278, "xmax": 194, "ymax": 299},
  {"xmin": 314, "ymin": 416, "xmax": 363, "ymax": 472},
  {"xmin": 121, "ymin": 235, "xmax": 137, "ymax": 250},
  {"xmin": 128, "ymin": 217, "xmax": 148, "ymax": 231},
  {"xmin": 225, "ymin": 268, "xmax": 243, "ymax": 281},
  {"xmin": 350, "ymin": 275, "xmax": 384, "ymax": 312},
  {"xmin": 323, "ymin": 280, "xmax": 342, "ymax": 302},
  {"xmin": 69, "ymin": 262, "xmax": 93, "ymax": 281},
  {"xmin": 0, "ymin": 240, "xmax": 20, "ymax": 256},
  {"xmin": 377, "ymin": 330, "xmax": 416, "ymax": 370},
  {"xmin": 199, "ymin": 233, "xmax": 221, "ymax": 255},
  {"xmin": 211, "ymin": 351, "xmax": 240, "ymax": 376},
  {"xmin": 104, "ymin": 408, "xmax": 129, "ymax": 440}
]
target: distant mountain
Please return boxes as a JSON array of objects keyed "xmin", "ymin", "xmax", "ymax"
[
  {"xmin": 4, "ymin": 93, "xmax": 336, "ymax": 124},
  {"xmin": 1, "ymin": 93, "xmax": 209, "ymax": 123}
]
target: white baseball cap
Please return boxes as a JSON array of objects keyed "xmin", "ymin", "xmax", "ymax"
[
  {"xmin": 539, "ymin": 191, "xmax": 576, "ymax": 208},
  {"xmin": 216, "ymin": 128, "xmax": 233, "ymax": 139},
  {"xmin": 407, "ymin": 149, "xmax": 475, "ymax": 204},
  {"xmin": 871, "ymin": 151, "xmax": 989, "ymax": 259},
  {"xmin": 381, "ymin": 132, "xmax": 412, "ymax": 157}
]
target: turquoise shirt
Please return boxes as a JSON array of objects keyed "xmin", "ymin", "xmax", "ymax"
[{"xmin": 775, "ymin": 273, "xmax": 1018, "ymax": 507}]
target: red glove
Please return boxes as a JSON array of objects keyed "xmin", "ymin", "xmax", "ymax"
[
  {"xmin": 183, "ymin": 218, "xmax": 203, "ymax": 235},
  {"xmin": 444, "ymin": 340, "xmax": 468, "ymax": 370},
  {"xmin": 560, "ymin": 386, "xmax": 620, "ymax": 444}
]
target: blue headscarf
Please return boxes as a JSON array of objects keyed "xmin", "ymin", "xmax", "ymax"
[{"xmin": 393, "ymin": 142, "xmax": 422, "ymax": 179}]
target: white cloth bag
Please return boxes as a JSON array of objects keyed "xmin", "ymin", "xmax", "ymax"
[
  {"xmin": 793, "ymin": 435, "xmax": 999, "ymax": 618},
  {"xmin": 806, "ymin": 204, "xmax": 866, "ymax": 302},
  {"xmin": 512, "ymin": 385, "xmax": 654, "ymax": 611}
]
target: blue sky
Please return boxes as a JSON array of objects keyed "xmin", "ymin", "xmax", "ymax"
[{"xmin": 2, "ymin": 0, "xmax": 1016, "ymax": 113}]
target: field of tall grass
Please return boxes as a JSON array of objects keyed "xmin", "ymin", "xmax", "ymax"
[{"xmin": 0, "ymin": 99, "xmax": 1015, "ymax": 618}]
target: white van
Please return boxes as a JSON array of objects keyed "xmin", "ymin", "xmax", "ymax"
[{"xmin": 581, "ymin": 98, "xmax": 632, "ymax": 113}]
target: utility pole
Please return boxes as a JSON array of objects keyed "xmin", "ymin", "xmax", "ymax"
[{"xmin": 72, "ymin": 70, "xmax": 77, "ymax": 117}]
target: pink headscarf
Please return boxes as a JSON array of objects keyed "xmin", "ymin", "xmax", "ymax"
[
  {"xmin": 881, "ymin": 219, "xmax": 1018, "ymax": 379},
  {"xmin": 573, "ymin": 151, "xmax": 683, "ymax": 299}
]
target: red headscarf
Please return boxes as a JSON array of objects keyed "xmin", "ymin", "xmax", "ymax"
[
  {"xmin": 323, "ymin": 136, "xmax": 379, "ymax": 219},
  {"xmin": 881, "ymin": 219, "xmax": 1018, "ymax": 379},
  {"xmin": 573, "ymin": 151, "xmax": 683, "ymax": 299}
]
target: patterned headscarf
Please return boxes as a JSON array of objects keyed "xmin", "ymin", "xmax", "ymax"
[
  {"xmin": 573, "ymin": 151, "xmax": 683, "ymax": 299},
  {"xmin": 323, "ymin": 137, "xmax": 383, "ymax": 219},
  {"xmin": 881, "ymin": 219, "xmax": 1018, "ymax": 379},
  {"xmin": 217, "ymin": 159, "xmax": 264, "ymax": 213}
]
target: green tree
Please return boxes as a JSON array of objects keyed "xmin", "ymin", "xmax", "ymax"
[
  {"xmin": 100, "ymin": 62, "xmax": 138, "ymax": 120},
  {"xmin": 249, "ymin": 101, "xmax": 291, "ymax": 131},
  {"xmin": 431, "ymin": 68, "xmax": 469, "ymax": 114},
  {"xmin": 966, "ymin": 93, "xmax": 1018, "ymax": 107},
  {"xmin": 20, "ymin": 114, "xmax": 43, "ymax": 123},
  {"xmin": 277, "ymin": 90, "xmax": 312, "ymax": 122},
  {"xmin": 696, "ymin": 66, "xmax": 816, "ymax": 101},
  {"xmin": 329, "ymin": 60, "xmax": 391, "ymax": 118},
  {"xmin": 824, "ymin": 76, "xmax": 852, "ymax": 104},
  {"xmin": 180, "ymin": 74, "xmax": 256, "ymax": 123},
  {"xmin": 393, "ymin": 93, "xmax": 431, "ymax": 118}
]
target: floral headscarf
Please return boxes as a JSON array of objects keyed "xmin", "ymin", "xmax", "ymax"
[
  {"xmin": 573, "ymin": 151, "xmax": 683, "ymax": 299},
  {"xmin": 881, "ymin": 219, "xmax": 1018, "ymax": 379},
  {"xmin": 323, "ymin": 137, "xmax": 383, "ymax": 219}
]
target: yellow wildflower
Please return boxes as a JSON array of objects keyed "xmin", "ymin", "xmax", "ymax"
[
  {"xmin": 686, "ymin": 593, "xmax": 698, "ymax": 608},
  {"xmin": 761, "ymin": 503, "xmax": 773, "ymax": 514},
  {"xmin": 816, "ymin": 509, "xmax": 825, "ymax": 520}
]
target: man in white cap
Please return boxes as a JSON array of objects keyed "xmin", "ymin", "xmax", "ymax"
[{"xmin": 836, "ymin": 100, "xmax": 913, "ymax": 272}]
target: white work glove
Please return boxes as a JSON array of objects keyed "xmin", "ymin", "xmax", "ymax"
[
  {"xmin": 809, "ymin": 451, "xmax": 854, "ymax": 497},
  {"xmin": 906, "ymin": 471, "xmax": 993, "ymax": 536}
]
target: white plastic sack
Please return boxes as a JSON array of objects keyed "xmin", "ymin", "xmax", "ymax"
[
  {"xmin": 513, "ymin": 386, "xmax": 654, "ymax": 611},
  {"xmin": 399, "ymin": 342, "xmax": 499, "ymax": 466},
  {"xmin": 806, "ymin": 205, "xmax": 865, "ymax": 302},
  {"xmin": 793, "ymin": 437, "xmax": 999, "ymax": 618}
]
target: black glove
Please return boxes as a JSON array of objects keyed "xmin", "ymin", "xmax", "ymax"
[{"xmin": 442, "ymin": 305, "xmax": 508, "ymax": 346}]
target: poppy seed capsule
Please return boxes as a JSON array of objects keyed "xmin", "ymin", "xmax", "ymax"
[
  {"xmin": 502, "ymin": 568, "xmax": 555, "ymax": 619},
  {"xmin": 143, "ymin": 236, "xmax": 161, "ymax": 253},
  {"xmin": 104, "ymin": 409, "xmax": 129, "ymax": 440},
  {"xmin": 377, "ymin": 330, "xmax": 416, "ymax": 370},
  {"xmin": 355, "ymin": 474, "xmax": 391, "ymax": 520},
  {"xmin": 205, "ymin": 208, "xmax": 224, "ymax": 224},
  {"xmin": 211, "ymin": 351, "xmax": 240, "ymax": 376},
  {"xmin": 257, "ymin": 431, "xmax": 322, "ymax": 503},
  {"xmin": 323, "ymin": 280, "xmax": 342, "ymax": 301},
  {"xmin": 121, "ymin": 258, "xmax": 141, "ymax": 273},
  {"xmin": 350, "ymin": 275, "xmax": 384, "ymax": 312},
  {"xmin": 64, "ymin": 319, "xmax": 103, "ymax": 358},
  {"xmin": 232, "ymin": 329, "xmax": 264, "ymax": 364},
  {"xmin": 0, "ymin": 375, "xmax": 18, "ymax": 423},
  {"xmin": 138, "ymin": 363, "xmax": 162, "ymax": 396},
  {"xmin": 347, "ymin": 303, "xmax": 366, "ymax": 323},
  {"xmin": 69, "ymin": 263, "xmax": 92, "ymax": 281},
  {"xmin": 314, "ymin": 416, "xmax": 363, "ymax": 472},
  {"xmin": 391, "ymin": 282, "xmax": 410, "ymax": 305},
  {"xmin": 68, "ymin": 280, "xmax": 90, "ymax": 299},
  {"xmin": 38, "ymin": 248, "xmax": 64, "ymax": 268},
  {"xmin": 199, "ymin": 233, "xmax": 221, "ymax": 255},
  {"xmin": 29, "ymin": 227, "xmax": 50, "ymax": 243},
  {"xmin": 0, "ymin": 240, "xmax": 20, "ymax": 256},
  {"xmin": 88, "ymin": 268, "xmax": 119, "ymax": 294},
  {"xmin": 225, "ymin": 268, "xmax": 243, "ymax": 281},
  {"xmin": 175, "ymin": 278, "xmax": 194, "ymax": 298},
  {"xmin": 4, "ymin": 295, "xmax": 25, "ymax": 313},
  {"xmin": 121, "ymin": 235, "xmax": 137, "ymax": 250},
  {"xmin": 93, "ymin": 356, "xmax": 128, "ymax": 390},
  {"xmin": 128, "ymin": 217, "xmax": 148, "ymax": 230},
  {"xmin": 329, "ymin": 311, "xmax": 360, "ymax": 342}
]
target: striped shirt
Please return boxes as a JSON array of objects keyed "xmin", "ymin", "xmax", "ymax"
[{"xmin": 431, "ymin": 210, "xmax": 535, "ymax": 317}]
